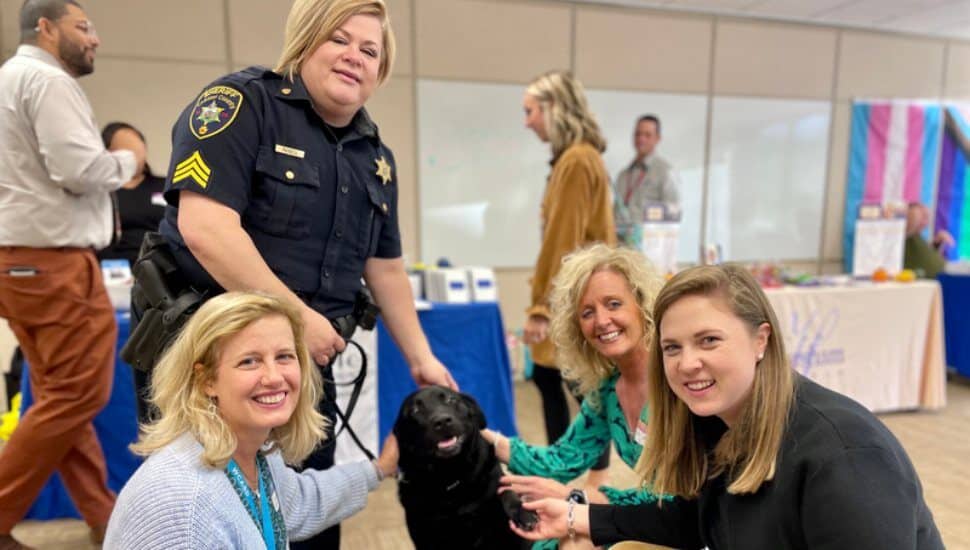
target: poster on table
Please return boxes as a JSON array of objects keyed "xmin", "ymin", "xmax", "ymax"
[
  {"xmin": 332, "ymin": 327, "xmax": 379, "ymax": 465},
  {"xmin": 639, "ymin": 204, "xmax": 680, "ymax": 276}
]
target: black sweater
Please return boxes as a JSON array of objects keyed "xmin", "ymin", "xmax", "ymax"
[{"xmin": 590, "ymin": 375, "xmax": 943, "ymax": 549}]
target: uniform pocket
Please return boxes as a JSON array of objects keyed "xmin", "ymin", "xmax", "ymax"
[
  {"xmin": 252, "ymin": 146, "xmax": 321, "ymax": 238},
  {"xmin": 359, "ymin": 182, "xmax": 389, "ymax": 257}
]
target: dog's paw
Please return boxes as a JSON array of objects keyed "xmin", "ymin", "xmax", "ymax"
[
  {"xmin": 513, "ymin": 507, "xmax": 538, "ymax": 531},
  {"xmin": 499, "ymin": 490, "xmax": 538, "ymax": 532}
]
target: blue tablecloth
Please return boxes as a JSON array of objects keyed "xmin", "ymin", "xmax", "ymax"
[
  {"xmin": 21, "ymin": 302, "xmax": 516, "ymax": 519},
  {"xmin": 19, "ymin": 311, "xmax": 141, "ymax": 520},
  {"xmin": 939, "ymin": 273, "xmax": 970, "ymax": 378},
  {"xmin": 376, "ymin": 302, "xmax": 517, "ymax": 443}
]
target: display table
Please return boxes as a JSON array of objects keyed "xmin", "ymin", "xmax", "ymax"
[
  {"xmin": 765, "ymin": 280, "xmax": 946, "ymax": 412},
  {"xmin": 938, "ymin": 273, "xmax": 970, "ymax": 378},
  {"xmin": 20, "ymin": 302, "xmax": 516, "ymax": 519},
  {"xmin": 376, "ymin": 302, "xmax": 517, "ymax": 443}
]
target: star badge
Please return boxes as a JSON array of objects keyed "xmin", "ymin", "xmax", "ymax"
[
  {"xmin": 197, "ymin": 101, "xmax": 223, "ymax": 128},
  {"xmin": 375, "ymin": 156, "xmax": 392, "ymax": 186}
]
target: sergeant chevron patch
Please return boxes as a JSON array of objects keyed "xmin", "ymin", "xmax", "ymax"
[{"xmin": 173, "ymin": 151, "xmax": 211, "ymax": 189}]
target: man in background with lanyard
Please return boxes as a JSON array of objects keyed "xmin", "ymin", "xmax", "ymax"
[
  {"xmin": 0, "ymin": 1, "xmax": 136, "ymax": 547},
  {"xmin": 612, "ymin": 114, "xmax": 681, "ymax": 247}
]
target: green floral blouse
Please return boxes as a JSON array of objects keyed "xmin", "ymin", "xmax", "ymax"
[{"xmin": 508, "ymin": 372, "xmax": 662, "ymax": 507}]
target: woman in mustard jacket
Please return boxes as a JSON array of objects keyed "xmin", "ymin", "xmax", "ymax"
[{"xmin": 521, "ymin": 70, "xmax": 616, "ymax": 484}]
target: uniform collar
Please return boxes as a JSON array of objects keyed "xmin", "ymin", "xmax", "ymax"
[
  {"xmin": 274, "ymin": 73, "xmax": 379, "ymax": 139},
  {"xmin": 16, "ymin": 44, "xmax": 68, "ymax": 74}
]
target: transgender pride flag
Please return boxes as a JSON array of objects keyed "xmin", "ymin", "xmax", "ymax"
[
  {"xmin": 843, "ymin": 100, "xmax": 943, "ymax": 272},
  {"xmin": 935, "ymin": 105, "xmax": 970, "ymax": 261}
]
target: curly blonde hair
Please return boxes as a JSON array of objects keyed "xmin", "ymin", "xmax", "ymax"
[
  {"xmin": 131, "ymin": 292, "xmax": 326, "ymax": 468},
  {"xmin": 526, "ymin": 70, "xmax": 606, "ymax": 160},
  {"xmin": 275, "ymin": 0, "xmax": 395, "ymax": 85},
  {"xmin": 549, "ymin": 244, "xmax": 663, "ymax": 407}
]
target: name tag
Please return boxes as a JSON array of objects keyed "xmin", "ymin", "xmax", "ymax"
[
  {"xmin": 634, "ymin": 419, "xmax": 648, "ymax": 445},
  {"xmin": 274, "ymin": 144, "xmax": 306, "ymax": 159}
]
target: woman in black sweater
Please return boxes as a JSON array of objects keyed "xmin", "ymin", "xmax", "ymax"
[
  {"xmin": 511, "ymin": 264, "xmax": 943, "ymax": 549},
  {"xmin": 96, "ymin": 122, "xmax": 166, "ymax": 267}
]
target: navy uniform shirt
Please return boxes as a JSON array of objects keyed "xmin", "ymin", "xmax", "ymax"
[{"xmin": 159, "ymin": 66, "xmax": 401, "ymax": 319}]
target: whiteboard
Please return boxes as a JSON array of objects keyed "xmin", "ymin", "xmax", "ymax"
[
  {"xmin": 418, "ymin": 79, "xmax": 709, "ymax": 267},
  {"xmin": 417, "ymin": 79, "xmax": 548, "ymax": 267},
  {"xmin": 706, "ymin": 96, "xmax": 831, "ymax": 261}
]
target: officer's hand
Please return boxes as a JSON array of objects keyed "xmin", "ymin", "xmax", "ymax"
[
  {"xmin": 303, "ymin": 308, "xmax": 346, "ymax": 365},
  {"xmin": 411, "ymin": 356, "xmax": 458, "ymax": 390}
]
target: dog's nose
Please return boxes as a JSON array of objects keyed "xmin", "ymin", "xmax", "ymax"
[{"xmin": 432, "ymin": 415, "xmax": 454, "ymax": 431}]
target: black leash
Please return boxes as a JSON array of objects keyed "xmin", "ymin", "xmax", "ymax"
[{"xmin": 320, "ymin": 339, "xmax": 376, "ymax": 460}]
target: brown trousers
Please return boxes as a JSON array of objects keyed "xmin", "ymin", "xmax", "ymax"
[{"xmin": 0, "ymin": 247, "xmax": 116, "ymax": 532}]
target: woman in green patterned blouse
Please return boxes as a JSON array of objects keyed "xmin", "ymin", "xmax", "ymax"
[{"xmin": 483, "ymin": 244, "xmax": 665, "ymax": 526}]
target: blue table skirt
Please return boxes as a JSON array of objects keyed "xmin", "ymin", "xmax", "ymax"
[
  {"xmin": 939, "ymin": 273, "xmax": 970, "ymax": 378},
  {"xmin": 376, "ymin": 302, "xmax": 517, "ymax": 443},
  {"xmin": 19, "ymin": 312, "xmax": 141, "ymax": 520},
  {"xmin": 21, "ymin": 302, "xmax": 517, "ymax": 519}
]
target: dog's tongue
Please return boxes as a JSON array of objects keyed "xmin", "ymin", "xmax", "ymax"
[{"xmin": 437, "ymin": 436, "xmax": 458, "ymax": 449}]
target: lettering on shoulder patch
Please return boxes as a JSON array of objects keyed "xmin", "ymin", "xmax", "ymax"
[
  {"xmin": 173, "ymin": 150, "xmax": 211, "ymax": 189},
  {"xmin": 189, "ymin": 85, "xmax": 243, "ymax": 140}
]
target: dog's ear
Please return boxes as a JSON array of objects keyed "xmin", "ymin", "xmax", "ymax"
[{"xmin": 459, "ymin": 392, "xmax": 487, "ymax": 430}]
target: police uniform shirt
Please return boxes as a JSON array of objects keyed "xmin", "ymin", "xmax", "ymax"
[{"xmin": 159, "ymin": 67, "xmax": 401, "ymax": 318}]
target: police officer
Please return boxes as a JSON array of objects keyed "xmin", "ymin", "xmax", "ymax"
[{"xmin": 155, "ymin": 0, "xmax": 455, "ymax": 547}]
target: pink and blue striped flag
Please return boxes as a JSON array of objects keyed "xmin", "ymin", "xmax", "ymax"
[
  {"xmin": 844, "ymin": 100, "xmax": 942, "ymax": 272},
  {"xmin": 935, "ymin": 105, "xmax": 970, "ymax": 261}
]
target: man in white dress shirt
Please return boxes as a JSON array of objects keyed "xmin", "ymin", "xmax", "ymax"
[
  {"xmin": 613, "ymin": 114, "xmax": 681, "ymax": 247},
  {"xmin": 0, "ymin": 1, "xmax": 135, "ymax": 547}
]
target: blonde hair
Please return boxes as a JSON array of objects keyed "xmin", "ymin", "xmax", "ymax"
[
  {"xmin": 526, "ymin": 70, "xmax": 606, "ymax": 160},
  {"xmin": 132, "ymin": 292, "xmax": 326, "ymax": 468},
  {"xmin": 275, "ymin": 0, "xmax": 395, "ymax": 85},
  {"xmin": 635, "ymin": 264, "xmax": 793, "ymax": 497},
  {"xmin": 549, "ymin": 244, "xmax": 663, "ymax": 405}
]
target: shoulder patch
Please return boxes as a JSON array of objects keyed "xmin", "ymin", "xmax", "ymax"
[
  {"xmin": 189, "ymin": 85, "xmax": 244, "ymax": 140},
  {"xmin": 173, "ymin": 150, "xmax": 211, "ymax": 189}
]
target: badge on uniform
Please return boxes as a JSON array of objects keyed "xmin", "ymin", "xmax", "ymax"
[
  {"xmin": 189, "ymin": 85, "xmax": 244, "ymax": 140},
  {"xmin": 375, "ymin": 155, "xmax": 392, "ymax": 185}
]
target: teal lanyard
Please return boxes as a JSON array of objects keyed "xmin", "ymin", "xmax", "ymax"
[{"xmin": 226, "ymin": 457, "xmax": 276, "ymax": 550}]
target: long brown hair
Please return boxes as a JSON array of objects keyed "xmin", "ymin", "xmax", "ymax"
[{"xmin": 635, "ymin": 264, "xmax": 793, "ymax": 496}]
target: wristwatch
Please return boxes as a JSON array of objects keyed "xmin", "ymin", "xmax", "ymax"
[{"xmin": 567, "ymin": 488, "xmax": 588, "ymax": 505}]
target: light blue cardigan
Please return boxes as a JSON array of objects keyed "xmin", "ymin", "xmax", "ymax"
[{"xmin": 105, "ymin": 432, "xmax": 379, "ymax": 549}]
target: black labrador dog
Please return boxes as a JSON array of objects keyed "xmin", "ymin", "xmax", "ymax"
[{"xmin": 393, "ymin": 386, "xmax": 537, "ymax": 550}]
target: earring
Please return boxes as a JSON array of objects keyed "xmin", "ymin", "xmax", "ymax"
[
  {"xmin": 757, "ymin": 353, "xmax": 764, "ymax": 361},
  {"xmin": 206, "ymin": 397, "xmax": 219, "ymax": 417}
]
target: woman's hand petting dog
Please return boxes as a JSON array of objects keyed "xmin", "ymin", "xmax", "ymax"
[
  {"xmin": 501, "ymin": 474, "xmax": 571, "ymax": 501},
  {"xmin": 376, "ymin": 433, "xmax": 400, "ymax": 479},
  {"xmin": 481, "ymin": 429, "xmax": 511, "ymax": 462}
]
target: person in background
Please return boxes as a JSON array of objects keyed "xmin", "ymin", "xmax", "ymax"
[
  {"xmin": 510, "ymin": 264, "xmax": 943, "ymax": 550},
  {"xmin": 152, "ymin": 1, "xmax": 455, "ymax": 546},
  {"xmin": 613, "ymin": 115, "xmax": 680, "ymax": 248},
  {"xmin": 105, "ymin": 292, "xmax": 398, "ymax": 549},
  {"xmin": 0, "ymin": 1, "xmax": 136, "ymax": 548},
  {"xmin": 903, "ymin": 202, "xmax": 953, "ymax": 279},
  {"xmin": 96, "ymin": 122, "xmax": 167, "ymax": 268},
  {"xmin": 522, "ymin": 70, "xmax": 616, "ymax": 490},
  {"xmin": 483, "ymin": 244, "xmax": 665, "ymax": 550}
]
